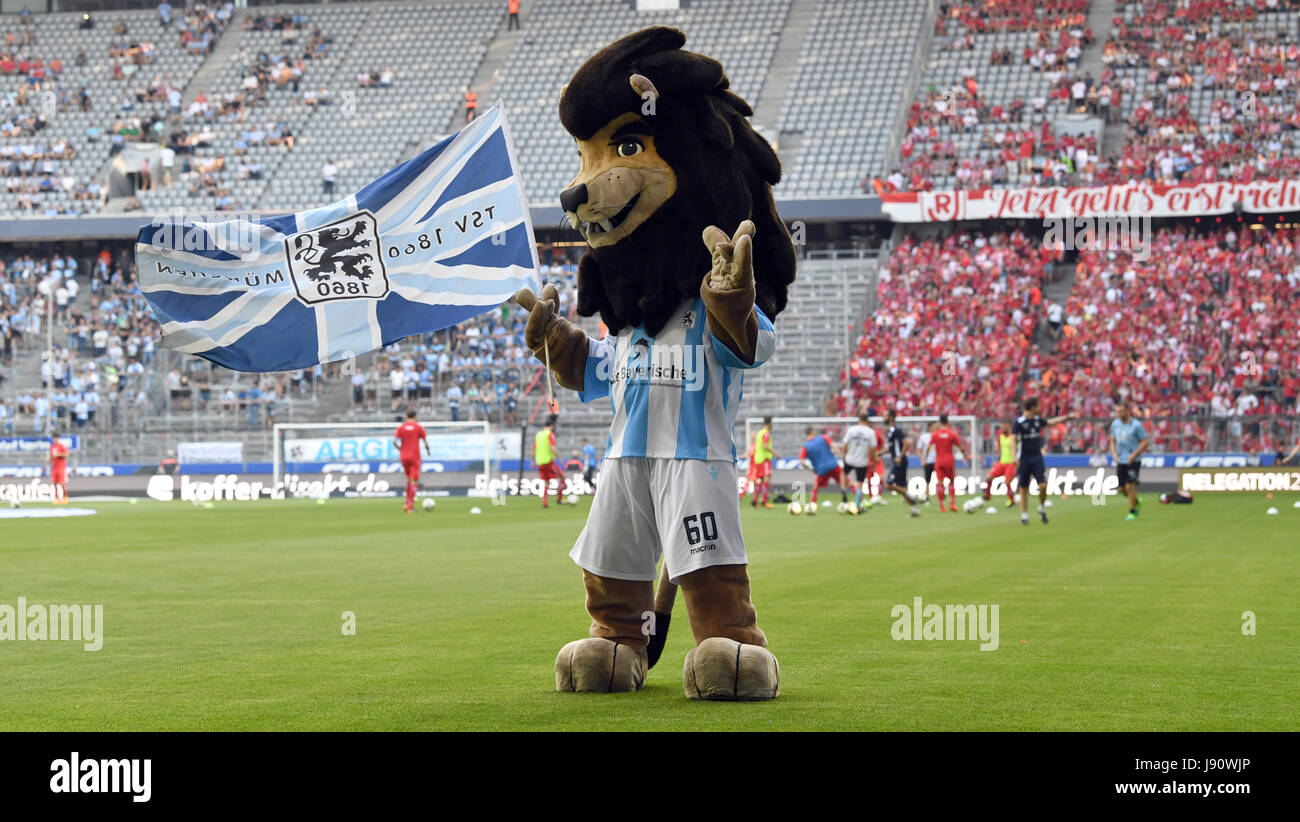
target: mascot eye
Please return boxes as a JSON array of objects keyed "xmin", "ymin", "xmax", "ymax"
[{"xmin": 615, "ymin": 139, "xmax": 644, "ymax": 158}]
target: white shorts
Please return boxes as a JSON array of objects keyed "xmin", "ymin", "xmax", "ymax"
[{"xmin": 570, "ymin": 457, "xmax": 749, "ymax": 584}]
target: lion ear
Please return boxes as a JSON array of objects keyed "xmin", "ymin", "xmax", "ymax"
[{"xmin": 629, "ymin": 73, "xmax": 658, "ymax": 102}]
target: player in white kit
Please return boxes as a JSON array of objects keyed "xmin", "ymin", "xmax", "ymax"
[{"xmin": 841, "ymin": 412, "xmax": 879, "ymax": 510}]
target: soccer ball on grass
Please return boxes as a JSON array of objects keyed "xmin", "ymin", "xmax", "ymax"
[{"xmin": 422, "ymin": 498, "xmax": 436, "ymax": 511}]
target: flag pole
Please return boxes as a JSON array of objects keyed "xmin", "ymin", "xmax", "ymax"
[{"xmin": 543, "ymin": 338, "xmax": 556, "ymax": 413}]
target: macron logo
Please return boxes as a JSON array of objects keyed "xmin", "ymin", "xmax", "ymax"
[{"xmin": 50, "ymin": 752, "xmax": 151, "ymax": 803}]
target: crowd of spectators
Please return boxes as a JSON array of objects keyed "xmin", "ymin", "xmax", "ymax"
[
  {"xmin": 1101, "ymin": 1, "xmax": 1300, "ymax": 185},
  {"xmin": 879, "ymin": 0, "xmax": 1300, "ymax": 192},
  {"xmin": 156, "ymin": 7, "xmax": 334, "ymax": 212},
  {"xmin": 888, "ymin": 101, "xmax": 1104, "ymax": 191},
  {"xmin": 0, "ymin": 39, "xmax": 87, "ymax": 214},
  {"xmin": 0, "ymin": 247, "xmax": 158, "ymax": 433},
  {"xmin": 1037, "ymin": 224, "xmax": 1300, "ymax": 449},
  {"xmin": 832, "ymin": 221, "xmax": 1300, "ymax": 457},
  {"xmin": 883, "ymin": 0, "xmax": 1114, "ymax": 193},
  {"xmin": 936, "ymin": 0, "xmax": 1091, "ymax": 35},
  {"xmin": 836, "ymin": 229, "xmax": 1060, "ymax": 420},
  {"xmin": 177, "ymin": 1, "xmax": 233, "ymax": 56}
]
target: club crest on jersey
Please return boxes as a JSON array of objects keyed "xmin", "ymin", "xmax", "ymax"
[
  {"xmin": 285, "ymin": 211, "xmax": 389, "ymax": 306},
  {"xmin": 681, "ymin": 309, "xmax": 697, "ymax": 328}
]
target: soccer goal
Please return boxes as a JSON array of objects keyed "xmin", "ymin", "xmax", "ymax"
[
  {"xmin": 740, "ymin": 416, "xmax": 982, "ymax": 475},
  {"xmin": 271, "ymin": 420, "xmax": 499, "ymax": 490}
]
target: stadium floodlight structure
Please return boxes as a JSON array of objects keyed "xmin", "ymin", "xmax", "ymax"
[
  {"xmin": 272, "ymin": 420, "xmax": 494, "ymax": 491},
  {"xmin": 741, "ymin": 416, "xmax": 981, "ymax": 473}
]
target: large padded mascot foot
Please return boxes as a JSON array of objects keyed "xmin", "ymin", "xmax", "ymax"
[
  {"xmin": 554, "ymin": 571, "xmax": 652, "ymax": 693},
  {"xmin": 683, "ymin": 638, "xmax": 780, "ymax": 701},
  {"xmin": 678, "ymin": 565, "xmax": 780, "ymax": 700},
  {"xmin": 556, "ymin": 638, "xmax": 648, "ymax": 693}
]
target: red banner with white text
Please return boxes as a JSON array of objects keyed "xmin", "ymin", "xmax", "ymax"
[{"xmin": 880, "ymin": 179, "xmax": 1300, "ymax": 222}]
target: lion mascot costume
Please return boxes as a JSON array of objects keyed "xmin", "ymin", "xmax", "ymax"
[{"xmin": 515, "ymin": 26, "xmax": 796, "ymax": 700}]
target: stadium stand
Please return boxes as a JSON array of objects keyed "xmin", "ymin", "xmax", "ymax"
[
  {"xmin": 258, "ymin": 1, "xmax": 499, "ymax": 211},
  {"xmin": 496, "ymin": 0, "xmax": 790, "ymax": 203},
  {"xmin": 0, "ymin": 5, "xmax": 221, "ymax": 216},
  {"xmin": 891, "ymin": 0, "xmax": 1101, "ymax": 192},
  {"xmin": 777, "ymin": 0, "xmax": 928, "ymax": 196},
  {"xmin": 1102, "ymin": 0, "xmax": 1300, "ymax": 185}
]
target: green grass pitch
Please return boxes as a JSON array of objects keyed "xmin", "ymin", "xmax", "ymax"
[{"xmin": 3, "ymin": 492, "xmax": 1298, "ymax": 730}]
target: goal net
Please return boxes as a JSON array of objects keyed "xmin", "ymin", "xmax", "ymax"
[
  {"xmin": 271, "ymin": 420, "xmax": 502, "ymax": 490},
  {"xmin": 740, "ymin": 416, "xmax": 983, "ymax": 499}
]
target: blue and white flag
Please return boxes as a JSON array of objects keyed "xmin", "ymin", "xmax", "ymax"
[{"xmin": 135, "ymin": 102, "xmax": 540, "ymax": 372}]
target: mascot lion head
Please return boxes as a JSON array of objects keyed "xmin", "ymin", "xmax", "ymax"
[{"xmin": 558, "ymin": 26, "xmax": 796, "ymax": 337}]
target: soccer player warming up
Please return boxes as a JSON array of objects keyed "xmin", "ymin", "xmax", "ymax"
[
  {"xmin": 918, "ymin": 421, "xmax": 936, "ymax": 506},
  {"xmin": 842, "ymin": 411, "xmax": 878, "ymax": 510},
  {"xmin": 883, "ymin": 410, "xmax": 921, "ymax": 517},
  {"xmin": 1110, "ymin": 400, "xmax": 1150, "ymax": 521},
  {"xmin": 581, "ymin": 437, "xmax": 598, "ymax": 493},
  {"xmin": 1013, "ymin": 397, "xmax": 1076, "ymax": 525},
  {"xmin": 534, "ymin": 415, "xmax": 567, "ymax": 507},
  {"xmin": 983, "ymin": 420, "xmax": 1019, "ymax": 507},
  {"xmin": 800, "ymin": 427, "xmax": 855, "ymax": 506},
  {"xmin": 48, "ymin": 431, "xmax": 70, "ymax": 504},
  {"xmin": 394, "ymin": 409, "xmax": 429, "ymax": 513},
  {"xmin": 749, "ymin": 416, "xmax": 776, "ymax": 508},
  {"xmin": 929, "ymin": 414, "xmax": 967, "ymax": 513}
]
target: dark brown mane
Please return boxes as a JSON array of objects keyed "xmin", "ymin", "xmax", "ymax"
[{"xmin": 559, "ymin": 26, "xmax": 796, "ymax": 336}]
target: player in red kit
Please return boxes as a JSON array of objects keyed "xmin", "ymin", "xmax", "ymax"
[
  {"xmin": 930, "ymin": 413, "xmax": 968, "ymax": 513},
  {"xmin": 393, "ymin": 409, "xmax": 430, "ymax": 513},
  {"xmin": 48, "ymin": 431, "xmax": 70, "ymax": 504}
]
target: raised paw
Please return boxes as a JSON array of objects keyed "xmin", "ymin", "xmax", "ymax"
[{"xmin": 701, "ymin": 220, "xmax": 755, "ymax": 293}]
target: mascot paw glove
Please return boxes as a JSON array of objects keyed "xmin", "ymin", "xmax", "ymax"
[
  {"xmin": 700, "ymin": 220, "xmax": 759, "ymax": 365},
  {"xmin": 514, "ymin": 284, "xmax": 589, "ymax": 391}
]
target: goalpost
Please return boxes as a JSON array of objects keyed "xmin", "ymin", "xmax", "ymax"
[
  {"xmin": 740, "ymin": 415, "xmax": 983, "ymax": 497},
  {"xmin": 271, "ymin": 420, "xmax": 495, "ymax": 491}
]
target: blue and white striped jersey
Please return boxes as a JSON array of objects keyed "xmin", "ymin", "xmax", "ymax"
[{"xmin": 578, "ymin": 297, "xmax": 775, "ymax": 462}]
